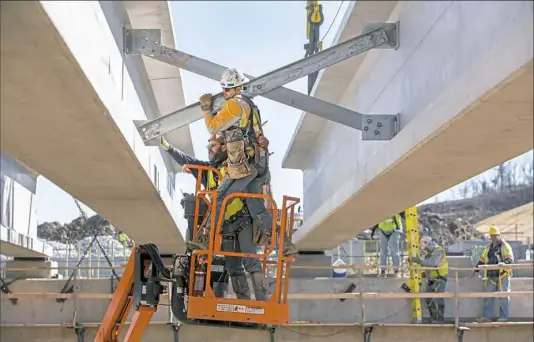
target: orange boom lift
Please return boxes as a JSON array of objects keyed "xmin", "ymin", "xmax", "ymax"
[{"xmin": 94, "ymin": 164, "xmax": 298, "ymax": 341}]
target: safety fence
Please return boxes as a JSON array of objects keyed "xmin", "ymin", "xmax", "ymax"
[
  {"xmin": 323, "ymin": 226, "xmax": 533, "ymax": 278},
  {"xmin": 31, "ymin": 240, "xmax": 530, "ymax": 280},
  {"xmin": 45, "ymin": 240, "xmax": 133, "ymax": 279},
  {"xmin": 1, "ymin": 263, "xmax": 532, "ymax": 329}
]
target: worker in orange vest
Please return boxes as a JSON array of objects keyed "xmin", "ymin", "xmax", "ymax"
[{"xmin": 198, "ymin": 68, "xmax": 298, "ymax": 257}]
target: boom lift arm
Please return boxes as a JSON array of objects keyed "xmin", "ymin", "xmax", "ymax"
[
  {"xmin": 95, "ymin": 244, "xmax": 167, "ymax": 342},
  {"xmin": 96, "ymin": 165, "xmax": 299, "ymax": 341}
]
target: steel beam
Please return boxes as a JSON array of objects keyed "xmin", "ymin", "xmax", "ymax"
[
  {"xmin": 124, "ymin": 23, "xmax": 400, "ymax": 145},
  {"xmin": 124, "ymin": 29, "xmax": 366, "ymax": 132}
]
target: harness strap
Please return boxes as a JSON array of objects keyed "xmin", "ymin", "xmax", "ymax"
[{"xmin": 222, "ymin": 206, "xmax": 249, "ymax": 226}]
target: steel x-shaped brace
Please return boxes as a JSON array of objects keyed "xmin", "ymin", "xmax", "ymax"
[{"xmin": 122, "ymin": 21, "xmax": 401, "ymax": 145}]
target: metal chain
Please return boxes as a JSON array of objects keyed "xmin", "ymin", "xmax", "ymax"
[
  {"xmin": 73, "ymin": 197, "xmax": 88, "ymax": 221},
  {"xmin": 71, "ymin": 197, "xmax": 119, "ymax": 276},
  {"xmin": 56, "ymin": 198, "xmax": 120, "ymax": 302},
  {"xmin": 57, "ymin": 235, "xmax": 99, "ymax": 302},
  {"xmin": 94, "ymin": 237, "xmax": 119, "ymax": 279}
]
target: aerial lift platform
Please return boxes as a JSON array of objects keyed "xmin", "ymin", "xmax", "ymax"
[
  {"xmin": 95, "ymin": 5, "xmax": 402, "ymax": 340},
  {"xmin": 94, "ymin": 165, "xmax": 299, "ymax": 342}
]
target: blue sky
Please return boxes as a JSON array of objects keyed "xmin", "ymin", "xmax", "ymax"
[
  {"xmin": 35, "ymin": 0, "xmax": 350, "ymax": 224},
  {"xmin": 34, "ymin": 1, "xmax": 533, "ymax": 224}
]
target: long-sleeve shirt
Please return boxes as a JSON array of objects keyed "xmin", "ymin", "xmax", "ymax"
[
  {"xmin": 476, "ymin": 240, "xmax": 514, "ymax": 278},
  {"xmin": 165, "ymin": 145, "xmax": 212, "ymax": 188},
  {"xmin": 419, "ymin": 244, "xmax": 444, "ymax": 268},
  {"xmin": 204, "ymin": 97, "xmax": 251, "ymax": 135}
]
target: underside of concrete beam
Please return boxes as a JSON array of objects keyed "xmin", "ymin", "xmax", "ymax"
[{"xmin": 0, "ymin": 1, "xmax": 185, "ymax": 253}]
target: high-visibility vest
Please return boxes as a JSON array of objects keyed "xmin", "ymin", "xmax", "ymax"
[
  {"xmin": 378, "ymin": 214, "xmax": 402, "ymax": 232},
  {"xmin": 236, "ymin": 95, "xmax": 263, "ymax": 138},
  {"xmin": 207, "ymin": 164, "xmax": 245, "ymax": 221},
  {"xmin": 234, "ymin": 95, "xmax": 265, "ymax": 158},
  {"xmin": 118, "ymin": 233, "xmax": 127, "ymax": 243},
  {"xmin": 427, "ymin": 245, "xmax": 449, "ymax": 279},
  {"xmin": 479, "ymin": 240, "xmax": 514, "ymax": 279}
]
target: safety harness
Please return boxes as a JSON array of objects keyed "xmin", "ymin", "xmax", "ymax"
[
  {"xmin": 480, "ymin": 241, "xmax": 513, "ymax": 291},
  {"xmin": 205, "ymin": 164, "xmax": 251, "ymax": 244},
  {"xmin": 221, "ymin": 94, "xmax": 266, "ymax": 179}
]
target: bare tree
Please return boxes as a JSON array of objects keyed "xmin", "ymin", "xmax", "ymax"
[
  {"xmin": 459, "ymin": 182, "xmax": 470, "ymax": 199},
  {"xmin": 521, "ymin": 158, "xmax": 534, "ymax": 185},
  {"xmin": 469, "ymin": 179, "xmax": 481, "ymax": 196}
]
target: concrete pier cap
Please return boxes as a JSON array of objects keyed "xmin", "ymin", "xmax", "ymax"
[{"xmin": 283, "ymin": 1, "xmax": 533, "ymax": 251}]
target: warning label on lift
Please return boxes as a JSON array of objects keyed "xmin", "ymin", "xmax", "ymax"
[{"xmin": 216, "ymin": 303, "xmax": 265, "ymax": 315}]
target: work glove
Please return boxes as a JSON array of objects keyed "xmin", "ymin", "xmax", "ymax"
[
  {"xmin": 257, "ymin": 135, "xmax": 269, "ymax": 149},
  {"xmin": 160, "ymin": 136, "xmax": 170, "ymax": 151},
  {"xmin": 199, "ymin": 93, "xmax": 213, "ymax": 112},
  {"xmin": 412, "ymin": 256, "xmax": 422, "ymax": 264}
]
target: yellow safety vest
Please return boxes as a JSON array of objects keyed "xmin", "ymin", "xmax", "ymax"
[
  {"xmin": 207, "ymin": 165, "xmax": 245, "ymax": 221},
  {"xmin": 236, "ymin": 95, "xmax": 265, "ymax": 158},
  {"xmin": 479, "ymin": 241, "xmax": 514, "ymax": 280},
  {"xmin": 378, "ymin": 214, "xmax": 402, "ymax": 232},
  {"xmin": 427, "ymin": 245, "xmax": 448, "ymax": 279},
  {"xmin": 118, "ymin": 233, "xmax": 127, "ymax": 242}
]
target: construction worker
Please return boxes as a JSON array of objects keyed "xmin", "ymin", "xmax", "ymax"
[
  {"xmin": 412, "ymin": 236, "xmax": 448, "ymax": 323},
  {"xmin": 160, "ymin": 135, "xmax": 268, "ymax": 301},
  {"xmin": 117, "ymin": 231, "xmax": 133, "ymax": 248},
  {"xmin": 372, "ymin": 212, "xmax": 403, "ymax": 277},
  {"xmin": 474, "ymin": 225, "xmax": 514, "ymax": 322},
  {"xmin": 198, "ymin": 68, "xmax": 298, "ymax": 257}
]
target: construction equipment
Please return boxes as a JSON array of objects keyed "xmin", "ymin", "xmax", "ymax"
[
  {"xmin": 124, "ymin": 21, "xmax": 400, "ymax": 145},
  {"xmin": 304, "ymin": 0, "xmax": 324, "ymax": 94},
  {"xmin": 95, "ymin": 164, "xmax": 299, "ymax": 341},
  {"xmin": 402, "ymin": 206, "xmax": 423, "ymax": 323}
]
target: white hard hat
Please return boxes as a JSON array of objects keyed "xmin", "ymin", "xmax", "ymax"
[{"xmin": 220, "ymin": 68, "xmax": 249, "ymax": 89}]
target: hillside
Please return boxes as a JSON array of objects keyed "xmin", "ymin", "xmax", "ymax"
[
  {"xmin": 353, "ymin": 185, "xmax": 533, "ymax": 245},
  {"xmin": 475, "ymin": 202, "xmax": 533, "ymax": 243},
  {"xmin": 416, "ymin": 185, "xmax": 533, "ymax": 245},
  {"xmin": 37, "ymin": 185, "xmax": 534, "ymax": 245}
]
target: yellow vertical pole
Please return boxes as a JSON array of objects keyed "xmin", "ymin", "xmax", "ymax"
[{"xmin": 405, "ymin": 206, "xmax": 422, "ymax": 323}]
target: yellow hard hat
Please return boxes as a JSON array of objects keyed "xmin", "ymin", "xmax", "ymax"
[{"xmin": 489, "ymin": 226, "xmax": 500, "ymax": 235}]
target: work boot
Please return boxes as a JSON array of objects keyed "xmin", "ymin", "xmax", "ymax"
[
  {"xmin": 266, "ymin": 230, "xmax": 299, "ymax": 257},
  {"xmin": 282, "ymin": 236, "xmax": 299, "ymax": 257},
  {"xmin": 231, "ymin": 274, "xmax": 251, "ymax": 300},
  {"xmin": 476, "ymin": 317, "xmax": 491, "ymax": 323},
  {"xmin": 497, "ymin": 317, "xmax": 508, "ymax": 322},
  {"xmin": 393, "ymin": 269, "xmax": 400, "ymax": 278},
  {"xmin": 273, "ymin": 226, "xmax": 299, "ymax": 257},
  {"xmin": 186, "ymin": 232, "xmax": 210, "ymax": 251},
  {"xmin": 378, "ymin": 270, "xmax": 387, "ymax": 278},
  {"xmin": 186, "ymin": 240, "xmax": 208, "ymax": 251},
  {"xmin": 250, "ymin": 272, "xmax": 269, "ymax": 301}
]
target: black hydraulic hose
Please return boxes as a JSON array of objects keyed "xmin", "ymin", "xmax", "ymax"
[{"xmin": 139, "ymin": 243, "xmax": 171, "ymax": 279}]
